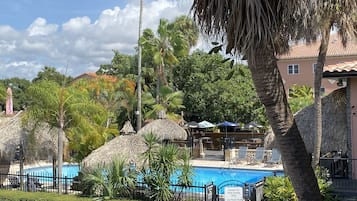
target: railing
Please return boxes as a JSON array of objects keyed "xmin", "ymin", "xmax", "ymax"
[
  {"xmin": 319, "ymin": 157, "xmax": 351, "ymax": 179},
  {"xmin": 0, "ymin": 171, "xmax": 267, "ymax": 201},
  {"xmin": 0, "ymin": 172, "xmax": 78, "ymax": 194}
]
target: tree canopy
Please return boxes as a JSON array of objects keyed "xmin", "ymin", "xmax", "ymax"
[{"xmin": 173, "ymin": 51, "xmax": 266, "ymax": 125}]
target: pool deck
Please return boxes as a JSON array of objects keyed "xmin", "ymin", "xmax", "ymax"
[{"xmin": 190, "ymin": 150, "xmax": 283, "ymax": 171}]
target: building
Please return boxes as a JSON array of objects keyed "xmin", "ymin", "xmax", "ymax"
[{"xmin": 278, "ymin": 34, "xmax": 357, "ymax": 95}]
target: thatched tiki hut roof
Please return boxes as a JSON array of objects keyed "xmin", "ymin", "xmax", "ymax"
[
  {"xmin": 120, "ymin": 121, "xmax": 136, "ymax": 135},
  {"xmin": 265, "ymin": 88, "xmax": 348, "ymax": 154},
  {"xmin": 82, "ymin": 134, "xmax": 147, "ymax": 168},
  {"xmin": 137, "ymin": 119, "xmax": 188, "ymax": 141},
  {"xmin": 0, "ymin": 111, "xmax": 64, "ymax": 184}
]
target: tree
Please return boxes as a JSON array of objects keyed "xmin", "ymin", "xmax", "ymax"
[
  {"xmin": 24, "ymin": 80, "xmax": 109, "ymax": 192},
  {"xmin": 96, "ymin": 50, "xmax": 137, "ymax": 77},
  {"xmin": 0, "ymin": 78, "xmax": 31, "ymax": 111},
  {"xmin": 142, "ymin": 85, "xmax": 184, "ymax": 121},
  {"xmin": 140, "ymin": 16, "xmax": 198, "ymax": 103},
  {"xmin": 173, "ymin": 51, "xmax": 266, "ymax": 124},
  {"xmin": 191, "ymin": 1, "xmax": 322, "ymax": 200},
  {"xmin": 32, "ymin": 66, "xmax": 73, "ymax": 85},
  {"xmin": 312, "ymin": 1, "xmax": 357, "ymax": 168}
]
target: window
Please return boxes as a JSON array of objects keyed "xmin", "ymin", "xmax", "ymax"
[
  {"xmin": 320, "ymin": 88, "xmax": 325, "ymax": 94},
  {"xmin": 288, "ymin": 64, "xmax": 299, "ymax": 75},
  {"xmin": 313, "ymin": 63, "xmax": 317, "ymax": 73}
]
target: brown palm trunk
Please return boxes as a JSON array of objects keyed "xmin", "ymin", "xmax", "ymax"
[
  {"xmin": 248, "ymin": 46, "xmax": 321, "ymax": 200},
  {"xmin": 312, "ymin": 27, "xmax": 330, "ymax": 167}
]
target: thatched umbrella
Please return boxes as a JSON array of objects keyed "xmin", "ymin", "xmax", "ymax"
[
  {"xmin": 120, "ymin": 121, "xmax": 136, "ymax": 135},
  {"xmin": 82, "ymin": 134, "xmax": 147, "ymax": 169},
  {"xmin": 137, "ymin": 119, "xmax": 188, "ymax": 141},
  {"xmin": 265, "ymin": 88, "xmax": 348, "ymax": 154}
]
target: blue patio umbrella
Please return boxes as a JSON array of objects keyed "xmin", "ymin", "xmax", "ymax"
[
  {"xmin": 217, "ymin": 121, "xmax": 238, "ymax": 127},
  {"xmin": 217, "ymin": 121, "xmax": 239, "ymax": 138}
]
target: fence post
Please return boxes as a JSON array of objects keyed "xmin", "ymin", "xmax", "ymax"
[
  {"xmin": 64, "ymin": 176, "xmax": 68, "ymax": 194},
  {"xmin": 26, "ymin": 174, "xmax": 30, "ymax": 192},
  {"xmin": 204, "ymin": 184, "xmax": 207, "ymax": 201}
]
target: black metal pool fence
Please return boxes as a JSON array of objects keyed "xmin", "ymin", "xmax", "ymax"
[{"xmin": 0, "ymin": 171, "xmax": 265, "ymax": 201}]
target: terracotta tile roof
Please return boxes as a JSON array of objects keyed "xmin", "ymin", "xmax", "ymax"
[
  {"xmin": 279, "ymin": 34, "xmax": 357, "ymax": 59},
  {"xmin": 73, "ymin": 72, "xmax": 118, "ymax": 82},
  {"xmin": 324, "ymin": 61, "xmax": 357, "ymax": 73}
]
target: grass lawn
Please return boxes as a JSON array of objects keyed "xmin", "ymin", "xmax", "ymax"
[{"xmin": 0, "ymin": 190, "xmax": 138, "ymax": 201}]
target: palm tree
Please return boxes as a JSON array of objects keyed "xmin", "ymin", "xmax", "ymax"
[
  {"xmin": 136, "ymin": 0, "xmax": 144, "ymax": 130},
  {"xmin": 24, "ymin": 80, "xmax": 109, "ymax": 192},
  {"xmin": 142, "ymin": 85, "xmax": 185, "ymax": 121},
  {"xmin": 140, "ymin": 16, "xmax": 198, "ymax": 103},
  {"xmin": 312, "ymin": 1, "xmax": 357, "ymax": 168},
  {"xmin": 191, "ymin": 1, "xmax": 323, "ymax": 200}
]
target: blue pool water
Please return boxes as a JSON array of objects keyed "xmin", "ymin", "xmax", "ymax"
[
  {"xmin": 24, "ymin": 164, "xmax": 80, "ymax": 179},
  {"xmin": 183, "ymin": 167, "xmax": 283, "ymax": 186},
  {"xmin": 24, "ymin": 165, "xmax": 282, "ymax": 187}
]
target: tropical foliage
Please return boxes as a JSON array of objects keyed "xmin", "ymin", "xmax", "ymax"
[
  {"xmin": 23, "ymin": 80, "xmax": 111, "ymax": 161},
  {"xmin": 173, "ymin": 51, "xmax": 266, "ymax": 124},
  {"xmin": 80, "ymin": 159, "xmax": 137, "ymax": 199},
  {"xmin": 96, "ymin": 50, "xmax": 137, "ymax": 78},
  {"xmin": 140, "ymin": 16, "xmax": 198, "ymax": 103},
  {"xmin": 0, "ymin": 78, "xmax": 31, "ymax": 111},
  {"xmin": 141, "ymin": 132, "xmax": 193, "ymax": 201},
  {"xmin": 142, "ymin": 85, "xmax": 185, "ymax": 121},
  {"xmin": 264, "ymin": 167, "xmax": 337, "ymax": 201},
  {"xmin": 32, "ymin": 66, "xmax": 73, "ymax": 85},
  {"xmin": 288, "ymin": 85, "xmax": 314, "ymax": 114}
]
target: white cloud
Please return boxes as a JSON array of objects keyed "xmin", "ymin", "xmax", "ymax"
[
  {"xmin": 27, "ymin": 18, "xmax": 58, "ymax": 36},
  {"xmin": 62, "ymin": 16, "xmax": 91, "ymax": 32},
  {"xmin": 0, "ymin": 0, "xmax": 209, "ymax": 80}
]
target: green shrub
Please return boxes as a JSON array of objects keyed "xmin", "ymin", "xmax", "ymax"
[
  {"xmin": 80, "ymin": 158, "xmax": 137, "ymax": 199},
  {"xmin": 263, "ymin": 167, "xmax": 339, "ymax": 201}
]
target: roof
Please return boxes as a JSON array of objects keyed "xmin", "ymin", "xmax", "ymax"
[
  {"xmin": 279, "ymin": 34, "xmax": 357, "ymax": 60},
  {"xmin": 72, "ymin": 72, "xmax": 118, "ymax": 83},
  {"xmin": 120, "ymin": 121, "xmax": 136, "ymax": 135},
  {"xmin": 323, "ymin": 61, "xmax": 357, "ymax": 78},
  {"xmin": 138, "ymin": 119, "xmax": 187, "ymax": 141},
  {"xmin": 82, "ymin": 134, "xmax": 147, "ymax": 168}
]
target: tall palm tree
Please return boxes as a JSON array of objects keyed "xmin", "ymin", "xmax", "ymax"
[
  {"xmin": 140, "ymin": 16, "xmax": 198, "ymax": 103},
  {"xmin": 24, "ymin": 80, "xmax": 109, "ymax": 193},
  {"xmin": 191, "ymin": 1, "xmax": 322, "ymax": 200},
  {"xmin": 312, "ymin": 1, "xmax": 357, "ymax": 167}
]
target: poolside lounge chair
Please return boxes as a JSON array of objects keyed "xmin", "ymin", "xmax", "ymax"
[
  {"xmin": 234, "ymin": 146, "xmax": 248, "ymax": 164},
  {"xmin": 249, "ymin": 147, "xmax": 265, "ymax": 165},
  {"xmin": 265, "ymin": 148, "xmax": 281, "ymax": 166}
]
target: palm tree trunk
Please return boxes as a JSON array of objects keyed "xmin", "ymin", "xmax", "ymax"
[
  {"xmin": 57, "ymin": 87, "xmax": 65, "ymax": 194},
  {"xmin": 136, "ymin": 0, "xmax": 143, "ymax": 131},
  {"xmin": 312, "ymin": 27, "xmax": 331, "ymax": 168},
  {"xmin": 156, "ymin": 64, "xmax": 160, "ymax": 104},
  {"xmin": 248, "ymin": 46, "xmax": 321, "ymax": 200}
]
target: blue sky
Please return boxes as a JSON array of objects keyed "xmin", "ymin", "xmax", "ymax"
[
  {"xmin": 0, "ymin": 0, "xmax": 126, "ymax": 30},
  {"xmin": 0, "ymin": 0, "xmax": 208, "ymax": 80}
]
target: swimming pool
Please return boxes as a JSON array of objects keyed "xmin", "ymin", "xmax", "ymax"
[
  {"xmin": 24, "ymin": 165, "xmax": 282, "ymax": 187},
  {"xmin": 182, "ymin": 167, "xmax": 282, "ymax": 186},
  {"xmin": 24, "ymin": 164, "xmax": 80, "ymax": 179}
]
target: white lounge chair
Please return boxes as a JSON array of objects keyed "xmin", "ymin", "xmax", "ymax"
[
  {"xmin": 249, "ymin": 147, "xmax": 265, "ymax": 164},
  {"xmin": 265, "ymin": 148, "xmax": 281, "ymax": 166}
]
